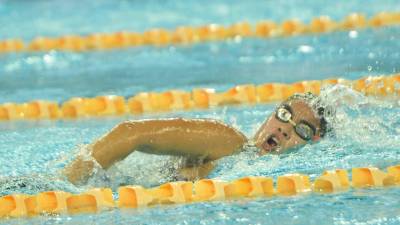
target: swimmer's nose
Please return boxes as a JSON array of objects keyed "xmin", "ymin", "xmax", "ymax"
[{"xmin": 277, "ymin": 127, "xmax": 291, "ymax": 140}]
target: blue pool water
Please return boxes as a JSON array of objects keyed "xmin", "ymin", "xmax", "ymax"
[{"xmin": 1, "ymin": 0, "xmax": 400, "ymax": 224}]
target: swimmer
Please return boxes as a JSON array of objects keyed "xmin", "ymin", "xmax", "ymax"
[{"xmin": 64, "ymin": 92, "xmax": 331, "ymax": 185}]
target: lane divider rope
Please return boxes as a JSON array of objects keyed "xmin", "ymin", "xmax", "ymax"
[
  {"xmin": 0, "ymin": 165, "xmax": 399, "ymax": 218},
  {"xmin": 0, "ymin": 74, "xmax": 399, "ymax": 121},
  {"xmin": 0, "ymin": 12, "xmax": 400, "ymax": 53}
]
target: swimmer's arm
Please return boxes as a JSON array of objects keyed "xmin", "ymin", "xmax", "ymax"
[
  {"xmin": 93, "ymin": 118, "xmax": 247, "ymax": 165},
  {"xmin": 64, "ymin": 118, "xmax": 247, "ymax": 184}
]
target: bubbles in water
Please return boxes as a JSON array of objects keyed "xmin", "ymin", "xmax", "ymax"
[
  {"xmin": 0, "ymin": 174, "xmax": 79, "ymax": 196},
  {"xmin": 86, "ymin": 152, "xmax": 185, "ymax": 189},
  {"xmin": 368, "ymin": 52, "xmax": 375, "ymax": 59},
  {"xmin": 349, "ymin": 30, "xmax": 358, "ymax": 39},
  {"xmin": 297, "ymin": 45, "xmax": 314, "ymax": 54},
  {"xmin": 263, "ymin": 55, "xmax": 275, "ymax": 64}
]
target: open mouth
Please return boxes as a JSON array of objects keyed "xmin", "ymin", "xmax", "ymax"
[{"xmin": 262, "ymin": 134, "xmax": 280, "ymax": 153}]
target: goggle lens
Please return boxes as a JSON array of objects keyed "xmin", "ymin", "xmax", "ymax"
[
  {"xmin": 276, "ymin": 107, "xmax": 292, "ymax": 122},
  {"xmin": 295, "ymin": 123, "xmax": 314, "ymax": 141},
  {"xmin": 275, "ymin": 105, "xmax": 316, "ymax": 141}
]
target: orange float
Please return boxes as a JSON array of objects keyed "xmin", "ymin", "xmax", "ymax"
[
  {"xmin": 0, "ymin": 39, "xmax": 24, "ymax": 53},
  {"xmin": 25, "ymin": 191, "xmax": 71, "ymax": 215},
  {"xmin": 387, "ymin": 165, "xmax": 400, "ymax": 184},
  {"xmin": 193, "ymin": 179, "xmax": 227, "ymax": 201},
  {"xmin": 255, "ymin": 20, "xmax": 278, "ymax": 37},
  {"xmin": 224, "ymin": 176, "xmax": 274, "ymax": 198},
  {"xmin": 309, "ymin": 16, "xmax": 337, "ymax": 33},
  {"xmin": 55, "ymin": 35, "xmax": 87, "ymax": 51},
  {"xmin": 0, "ymin": 194, "xmax": 28, "ymax": 218},
  {"xmin": 191, "ymin": 88, "xmax": 216, "ymax": 108},
  {"xmin": 150, "ymin": 181, "xmax": 193, "ymax": 204},
  {"xmin": 219, "ymin": 84, "xmax": 257, "ymax": 105},
  {"xmin": 143, "ymin": 29, "xmax": 171, "ymax": 46},
  {"xmin": 341, "ymin": 13, "xmax": 367, "ymax": 29},
  {"xmin": 0, "ymin": 103, "xmax": 24, "ymax": 120},
  {"xmin": 368, "ymin": 12, "xmax": 400, "ymax": 27},
  {"xmin": 0, "ymin": 11, "xmax": 400, "ymax": 54},
  {"xmin": 21, "ymin": 100, "xmax": 60, "ymax": 119},
  {"xmin": 61, "ymin": 97, "xmax": 87, "ymax": 118},
  {"xmin": 0, "ymin": 12, "xmax": 400, "ymax": 53},
  {"xmin": 352, "ymin": 167, "xmax": 396, "ymax": 188},
  {"xmin": 162, "ymin": 90, "xmax": 193, "ymax": 110},
  {"xmin": 228, "ymin": 21, "xmax": 253, "ymax": 37},
  {"xmin": 1, "ymin": 164, "xmax": 400, "ymax": 219},
  {"xmin": 196, "ymin": 24, "xmax": 228, "ymax": 41},
  {"xmin": 281, "ymin": 19, "xmax": 307, "ymax": 36},
  {"xmin": 256, "ymin": 83, "xmax": 286, "ymax": 102},
  {"xmin": 113, "ymin": 31, "xmax": 143, "ymax": 48},
  {"xmin": 276, "ymin": 173, "xmax": 311, "ymax": 195},
  {"xmin": 313, "ymin": 169, "xmax": 349, "ymax": 193},
  {"xmin": 172, "ymin": 26, "xmax": 198, "ymax": 44},
  {"xmin": 66, "ymin": 188, "xmax": 114, "ymax": 214},
  {"xmin": 0, "ymin": 74, "xmax": 399, "ymax": 121},
  {"xmin": 85, "ymin": 95, "xmax": 126, "ymax": 116},
  {"xmin": 118, "ymin": 185, "xmax": 155, "ymax": 208},
  {"xmin": 28, "ymin": 37, "xmax": 57, "ymax": 51},
  {"xmin": 127, "ymin": 92, "xmax": 167, "ymax": 113},
  {"xmin": 281, "ymin": 83, "xmax": 305, "ymax": 99}
]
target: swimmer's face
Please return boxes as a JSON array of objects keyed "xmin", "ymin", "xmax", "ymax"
[{"xmin": 254, "ymin": 99, "xmax": 321, "ymax": 155}]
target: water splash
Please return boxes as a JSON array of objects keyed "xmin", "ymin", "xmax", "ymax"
[{"xmin": 214, "ymin": 86, "xmax": 400, "ymax": 181}]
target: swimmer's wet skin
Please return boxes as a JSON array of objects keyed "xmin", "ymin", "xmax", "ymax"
[
  {"xmin": 254, "ymin": 93, "xmax": 329, "ymax": 154},
  {"xmin": 64, "ymin": 92, "xmax": 330, "ymax": 185}
]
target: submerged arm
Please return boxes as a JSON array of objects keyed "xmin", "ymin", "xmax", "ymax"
[
  {"xmin": 64, "ymin": 118, "xmax": 247, "ymax": 184},
  {"xmin": 177, "ymin": 160, "xmax": 216, "ymax": 181}
]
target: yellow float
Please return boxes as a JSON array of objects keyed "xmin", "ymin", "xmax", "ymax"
[
  {"xmin": 0, "ymin": 74, "xmax": 400, "ymax": 121},
  {"xmin": 1, "ymin": 165, "xmax": 399, "ymax": 219},
  {"xmin": 1, "ymin": 12, "xmax": 400, "ymax": 53}
]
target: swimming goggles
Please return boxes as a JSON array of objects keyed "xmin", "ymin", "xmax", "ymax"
[{"xmin": 275, "ymin": 105, "xmax": 316, "ymax": 141}]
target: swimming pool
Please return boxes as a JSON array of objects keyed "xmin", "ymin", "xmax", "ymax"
[{"xmin": 1, "ymin": 0, "xmax": 400, "ymax": 224}]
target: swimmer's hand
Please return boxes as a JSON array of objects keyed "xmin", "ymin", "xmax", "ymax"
[
  {"xmin": 64, "ymin": 118, "xmax": 247, "ymax": 185},
  {"xmin": 177, "ymin": 161, "xmax": 215, "ymax": 181},
  {"xmin": 64, "ymin": 156, "xmax": 95, "ymax": 185}
]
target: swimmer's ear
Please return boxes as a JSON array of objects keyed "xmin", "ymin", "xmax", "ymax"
[{"xmin": 312, "ymin": 136, "xmax": 321, "ymax": 142}]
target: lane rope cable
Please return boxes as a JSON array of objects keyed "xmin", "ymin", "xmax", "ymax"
[
  {"xmin": 0, "ymin": 12, "xmax": 400, "ymax": 53},
  {"xmin": 0, "ymin": 164, "xmax": 399, "ymax": 219},
  {"xmin": 0, "ymin": 74, "xmax": 399, "ymax": 121}
]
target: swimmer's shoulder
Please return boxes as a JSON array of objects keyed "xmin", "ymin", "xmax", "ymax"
[
  {"xmin": 121, "ymin": 117, "xmax": 248, "ymax": 159},
  {"xmin": 123, "ymin": 117, "xmax": 247, "ymax": 137}
]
